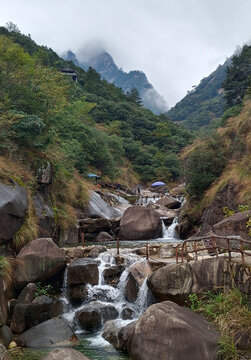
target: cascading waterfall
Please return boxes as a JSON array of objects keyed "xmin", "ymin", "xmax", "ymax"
[
  {"xmin": 62, "ymin": 252, "xmax": 151, "ymax": 332},
  {"xmin": 161, "ymin": 217, "xmax": 180, "ymax": 240}
]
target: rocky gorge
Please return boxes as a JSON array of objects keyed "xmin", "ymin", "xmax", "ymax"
[{"xmin": 0, "ymin": 181, "xmax": 250, "ymax": 360}]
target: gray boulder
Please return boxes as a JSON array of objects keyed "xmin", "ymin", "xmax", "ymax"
[
  {"xmin": 86, "ymin": 192, "xmax": 122, "ymax": 219},
  {"xmin": 76, "ymin": 302, "xmax": 119, "ymax": 331},
  {"xmin": 95, "ymin": 232, "xmax": 114, "ymax": 242},
  {"xmin": 156, "ymin": 196, "xmax": 181, "ymax": 209},
  {"xmin": 103, "ymin": 265, "xmax": 125, "ymax": 287},
  {"xmin": 41, "ymin": 348, "xmax": 90, "ymax": 360},
  {"xmin": 0, "ymin": 326, "xmax": 12, "ymax": 348},
  {"xmin": 15, "ymin": 238, "xmax": 66, "ymax": 289},
  {"xmin": 16, "ymin": 318, "xmax": 76, "ymax": 347},
  {"xmin": 0, "ymin": 182, "xmax": 28, "ymax": 243},
  {"xmin": 119, "ymin": 206, "xmax": 162, "ymax": 240},
  {"xmin": 68, "ymin": 258, "xmax": 99, "ymax": 286},
  {"xmin": 127, "ymin": 301, "xmax": 218, "ymax": 360},
  {"xmin": 148, "ymin": 257, "xmax": 225, "ymax": 304}
]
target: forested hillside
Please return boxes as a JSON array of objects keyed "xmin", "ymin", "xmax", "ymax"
[
  {"xmin": 181, "ymin": 44, "xmax": 251, "ymax": 235},
  {"xmin": 167, "ymin": 58, "xmax": 230, "ymax": 130},
  {"xmin": 0, "ymin": 24, "xmax": 193, "ymax": 187}
]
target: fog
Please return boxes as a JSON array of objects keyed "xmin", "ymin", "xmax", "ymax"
[{"xmin": 0, "ymin": 0, "xmax": 250, "ymax": 106}]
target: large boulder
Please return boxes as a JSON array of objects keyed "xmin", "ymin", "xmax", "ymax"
[
  {"xmin": 0, "ymin": 182, "xmax": 28, "ymax": 243},
  {"xmin": 148, "ymin": 257, "xmax": 225, "ymax": 304},
  {"xmin": 68, "ymin": 258, "xmax": 99, "ymax": 286},
  {"xmin": 118, "ymin": 206, "xmax": 162, "ymax": 240},
  {"xmin": 76, "ymin": 302, "xmax": 119, "ymax": 331},
  {"xmin": 126, "ymin": 301, "xmax": 218, "ymax": 360},
  {"xmin": 26, "ymin": 296, "xmax": 63, "ymax": 328},
  {"xmin": 118, "ymin": 321, "xmax": 137, "ymax": 351},
  {"xmin": 86, "ymin": 192, "xmax": 122, "ymax": 219},
  {"xmin": 125, "ymin": 261, "xmax": 152, "ymax": 302},
  {"xmin": 16, "ymin": 318, "xmax": 76, "ymax": 347},
  {"xmin": 15, "ymin": 238, "xmax": 66, "ymax": 289},
  {"xmin": 212, "ymin": 211, "xmax": 251, "ymax": 241},
  {"xmin": 41, "ymin": 348, "xmax": 90, "ymax": 360}
]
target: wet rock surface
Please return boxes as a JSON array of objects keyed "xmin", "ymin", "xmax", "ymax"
[
  {"xmin": 103, "ymin": 265, "xmax": 125, "ymax": 287},
  {"xmin": 68, "ymin": 258, "xmax": 99, "ymax": 286},
  {"xmin": 76, "ymin": 302, "xmax": 119, "ymax": 331},
  {"xmin": 125, "ymin": 261, "xmax": 152, "ymax": 302},
  {"xmin": 102, "ymin": 320, "xmax": 123, "ymax": 350}
]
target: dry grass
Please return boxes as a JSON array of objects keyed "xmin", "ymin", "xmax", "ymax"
[{"xmin": 0, "ymin": 256, "xmax": 15, "ymax": 287}]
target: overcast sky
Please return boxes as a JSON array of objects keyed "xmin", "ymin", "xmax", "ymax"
[{"xmin": 0, "ymin": 0, "xmax": 250, "ymax": 107}]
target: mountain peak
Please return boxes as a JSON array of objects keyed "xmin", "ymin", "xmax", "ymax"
[{"xmin": 63, "ymin": 50, "xmax": 168, "ymax": 114}]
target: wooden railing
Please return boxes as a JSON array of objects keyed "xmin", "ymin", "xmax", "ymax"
[{"xmin": 174, "ymin": 234, "xmax": 251, "ymax": 266}]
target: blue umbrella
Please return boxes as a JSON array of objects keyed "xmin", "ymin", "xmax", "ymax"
[
  {"xmin": 151, "ymin": 181, "xmax": 166, "ymax": 187},
  {"xmin": 88, "ymin": 174, "xmax": 100, "ymax": 178}
]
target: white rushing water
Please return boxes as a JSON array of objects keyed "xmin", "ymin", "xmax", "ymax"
[{"xmin": 62, "ymin": 251, "xmax": 152, "ymax": 334}]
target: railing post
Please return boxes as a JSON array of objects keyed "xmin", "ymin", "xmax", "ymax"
[
  {"xmin": 194, "ymin": 241, "xmax": 198, "ymax": 261},
  {"xmin": 240, "ymin": 240, "xmax": 245, "ymax": 266},
  {"xmin": 181, "ymin": 242, "xmax": 185, "ymax": 262},
  {"xmin": 211, "ymin": 236, "xmax": 218, "ymax": 259},
  {"xmin": 81, "ymin": 232, "xmax": 85, "ymax": 247},
  {"xmin": 146, "ymin": 243, "xmax": 149, "ymax": 260},
  {"xmin": 227, "ymin": 238, "xmax": 231, "ymax": 261},
  {"xmin": 117, "ymin": 237, "xmax": 120, "ymax": 255}
]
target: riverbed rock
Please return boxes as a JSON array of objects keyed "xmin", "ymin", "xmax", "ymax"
[
  {"xmin": 80, "ymin": 218, "xmax": 112, "ymax": 234},
  {"xmin": 10, "ymin": 283, "xmax": 37, "ymax": 333},
  {"xmin": 212, "ymin": 211, "xmax": 251, "ymax": 241},
  {"xmin": 68, "ymin": 258, "xmax": 99, "ymax": 286},
  {"xmin": 76, "ymin": 302, "xmax": 119, "ymax": 331},
  {"xmin": 0, "ymin": 344, "xmax": 10, "ymax": 360},
  {"xmin": 15, "ymin": 238, "xmax": 66, "ymax": 289},
  {"xmin": 121, "ymin": 307, "xmax": 133, "ymax": 320},
  {"xmin": 26, "ymin": 296, "xmax": 61, "ymax": 328},
  {"xmin": 148, "ymin": 257, "xmax": 225, "ymax": 304},
  {"xmin": 159, "ymin": 244, "xmax": 176, "ymax": 258},
  {"xmin": 102, "ymin": 320, "xmax": 123, "ymax": 350},
  {"xmin": 0, "ymin": 182, "xmax": 28, "ymax": 243},
  {"xmin": 118, "ymin": 321, "xmax": 136, "ymax": 351},
  {"xmin": 156, "ymin": 196, "xmax": 181, "ymax": 209},
  {"xmin": 118, "ymin": 206, "xmax": 162, "ymax": 240},
  {"xmin": 88, "ymin": 246, "xmax": 107, "ymax": 258},
  {"xmin": 95, "ymin": 232, "xmax": 114, "ymax": 242},
  {"xmin": 103, "ymin": 265, "xmax": 125, "ymax": 287},
  {"xmin": 125, "ymin": 261, "xmax": 152, "ymax": 302},
  {"xmin": 0, "ymin": 326, "xmax": 12, "ymax": 348},
  {"xmin": 41, "ymin": 348, "xmax": 90, "ymax": 360},
  {"xmin": 61, "ymin": 225, "xmax": 79, "ymax": 246},
  {"xmin": 126, "ymin": 301, "xmax": 218, "ymax": 360},
  {"xmin": 16, "ymin": 318, "xmax": 76, "ymax": 347}
]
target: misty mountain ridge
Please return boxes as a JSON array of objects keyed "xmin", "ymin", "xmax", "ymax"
[{"xmin": 64, "ymin": 50, "xmax": 168, "ymax": 115}]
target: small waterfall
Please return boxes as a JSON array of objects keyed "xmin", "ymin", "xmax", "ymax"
[
  {"xmin": 60, "ymin": 265, "xmax": 70, "ymax": 307},
  {"xmin": 162, "ymin": 217, "xmax": 179, "ymax": 239},
  {"xmin": 134, "ymin": 278, "xmax": 150, "ymax": 316}
]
